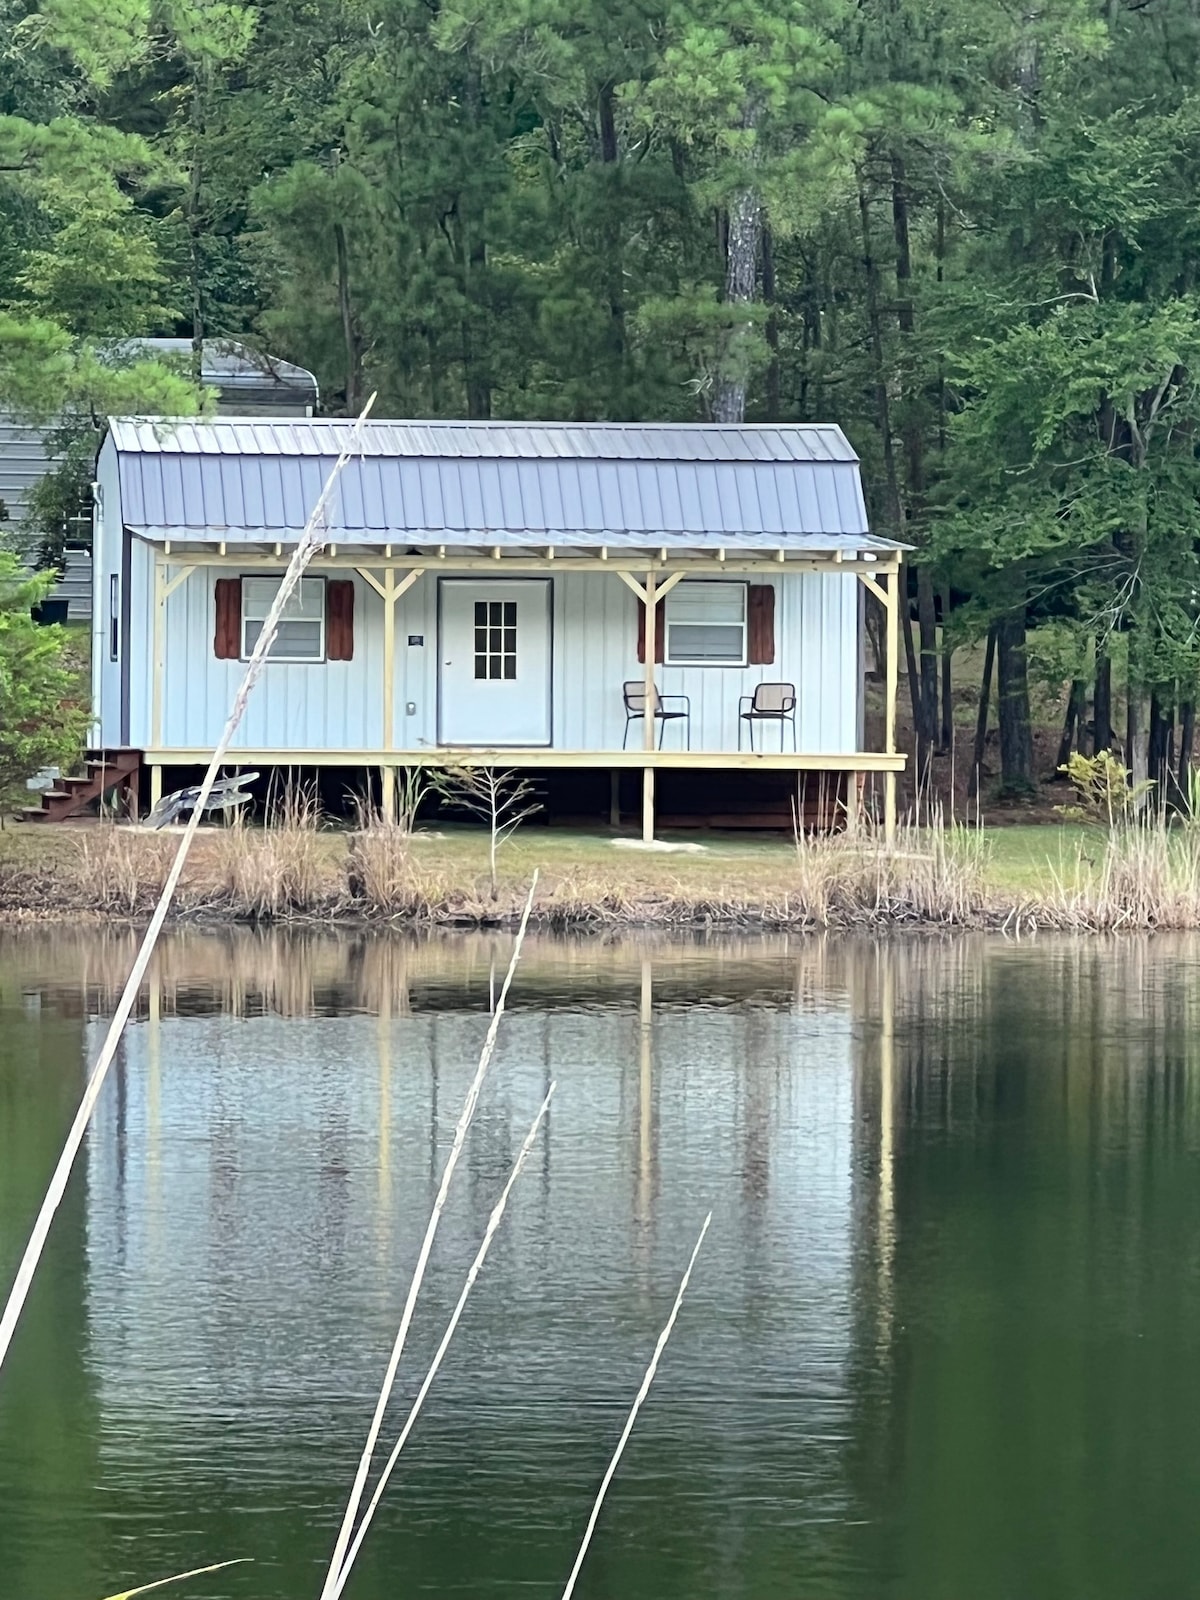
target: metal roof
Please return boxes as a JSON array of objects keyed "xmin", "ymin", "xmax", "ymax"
[
  {"xmin": 107, "ymin": 417, "xmax": 898, "ymax": 550},
  {"xmin": 118, "ymin": 341, "xmax": 319, "ymax": 395}
]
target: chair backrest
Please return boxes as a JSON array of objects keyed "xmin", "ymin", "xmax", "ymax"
[
  {"xmin": 623, "ymin": 681, "xmax": 660, "ymax": 713},
  {"xmin": 752, "ymin": 681, "xmax": 796, "ymax": 713}
]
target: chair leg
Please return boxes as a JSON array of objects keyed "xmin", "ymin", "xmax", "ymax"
[
  {"xmin": 791, "ymin": 716, "xmax": 797, "ymax": 752},
  {"xmin": 658, "ymin": 716, "xmax": 666, "ymax": 750}
]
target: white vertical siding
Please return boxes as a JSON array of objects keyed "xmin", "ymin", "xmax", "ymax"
[
  {"xmin": 551, "ymin": 570, "xmax": 858, "ymax": 754},
  {"xmin": 157, "ymin": 570, "xmax": 383, "ymax": 750},
  {"xmin": 150, "ymin": 566, "xmax": 861, "ymax": 756},
  {"xmin": 93, "ymin": 439, "xmax": 125, "ymax": 745}
]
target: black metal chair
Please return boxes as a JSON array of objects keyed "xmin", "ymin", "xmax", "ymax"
[
  {"xmin": 738, "ymin": 682, "xmax": 797, "ymax": 750},
  {"xmin": 623, "ymin": 682, "xmax": 691, "ymax": 749}
]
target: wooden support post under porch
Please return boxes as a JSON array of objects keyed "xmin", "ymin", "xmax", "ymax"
[
  {"xmin": 855, "ymin": 563, "xmax": 902, "ymax": 845},
  {"xmin": 616, "ymin": 568, "xmax": 686, "ymax": 844}
]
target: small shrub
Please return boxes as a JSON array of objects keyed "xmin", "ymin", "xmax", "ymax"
[{"xmin": 1056, "ymin": 750, "xmax": 1155, "ymax": 825}]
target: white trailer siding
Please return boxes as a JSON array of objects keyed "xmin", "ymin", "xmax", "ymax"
[{"xmin": 120, "ymin": 565, "xmax": 859, "ymax": 755}]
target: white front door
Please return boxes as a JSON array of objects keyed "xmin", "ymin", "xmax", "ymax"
[{"xmin": 438, "ymin": 580, "xmax": 552, "ymax": 746}]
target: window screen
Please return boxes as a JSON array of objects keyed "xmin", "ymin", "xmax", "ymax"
[
  {"xmin": 474, "ymin": 599, "xmax": 517, "ymax": 680},
  {"xmin": 109, "ymin": 574, "xmax": 120, "ymax": 661},
  {"xmin": 242, "ymin": 576, "xmax": 325, "ymax": 661},
  {"xmin": 664, "ymin": 581, "xmax": 747, "ymax": 665}
]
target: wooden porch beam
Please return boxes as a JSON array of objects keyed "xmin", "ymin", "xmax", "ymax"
[
  {"xmin": 162, "ymin": 564, "xmax": 195, "ymax": 601},
  {"xmin": 166, "ymin": 550, "xmax": 902, "ymax": 579}
]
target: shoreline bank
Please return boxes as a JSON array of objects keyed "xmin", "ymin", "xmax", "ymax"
[{"xmin": 2, "ymin": 817, "xmax": 1198, "ymax": 933}]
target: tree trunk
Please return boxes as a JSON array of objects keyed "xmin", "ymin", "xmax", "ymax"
[
  {"xmin": 901, "ymin": 594, "xmax": 924, "ymax": 776},
  {"xmin": 1093, "ymin": 645, "xmax": 1113, "ymax": 754},
  {"xmin": 464, "ymin": 232, "xmax": 491, "ymax": 420},
  {"xmin": 333, "ymin": 221, "xmax": 362, "ymax": 415},
  {"xmin": 714, "ymin": 179, "xmax": 762, "ymax": 422},
  {"xmin": 916, "ymin": 566, "xmax": 938, "ymax": 776},
  {"xmin": 939, "ymin": 591, "xmax": 954, "ymax": 753},
  {"xmin": 1126, "ymin": 673, "xmax": 1145, "ymax": 790},
  {"xmin": 187, "ymin": 74, "xmax": 205, "ymax": 383},
  {"xmin": 1148, "ymin": 691, "xmax": 1173, "ymax": 798},
  {"xmin": 892, "ymin": 153, "xmax": 935, "ymax": 764},
  {"xmin": 996, "ymin": 608, "xmax": 1034, "ymax": 793},
  {"xmin": 597, "ymin": 81, "xmax": 627, "ymax": 408},
  {"xmin": 969, "ymin": 626, "xmax": 996, "ymax": 799},
  {"xmin": 857, "ymin": 179, "xmax": 905, "ymax": 539},
  {"xmin": 762, "ymin": 225, "xmax": 781, "ymax": 422},
  {"xmin": 1177, "ymin": 700, "xmax": 1195, "ymax": 788},
  {"xmin": 461, "ymin": 66, "xmax": 492, "ymax": 421},
  {"xmin": 1055, "ymin": 678, "xmax": 1086, "ymax": 771}
]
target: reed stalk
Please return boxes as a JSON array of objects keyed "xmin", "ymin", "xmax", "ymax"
[
  {"xmin": 0, "ymin": 400, "xmax": 375, "ymax": 1382},
  {"xmin": 318, "ymin": 873, "xmax": 538, "ymax": 1600},
  {"xmin": 100, "ymin": 1560, "xmax": 249, "ymax": 1600},
  {"xmin": 330, "ymin": 1080, "xmax": 557, "ymax": 1600},
  {"xmin": 558, "ymin": 1210, "xmax": 712, "ymax": 1600}
]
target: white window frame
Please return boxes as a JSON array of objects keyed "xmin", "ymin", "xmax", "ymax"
[
  {"xmin": 240, "ymin": 575, "xmax": 327, "ymax": 663},
  {"xmin": 109, "ymin": 573, "xmax": 120, "ymax": 662},
  {"xmin": 663, "ymin": 580, "xmax": 749, "ymax": 667}
]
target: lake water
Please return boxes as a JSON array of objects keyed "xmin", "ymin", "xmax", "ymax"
[{"xmin": 2, "ymin": 927, "xmax": 1199, "ymax": 1600}]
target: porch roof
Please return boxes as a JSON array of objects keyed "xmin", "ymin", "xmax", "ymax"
[{"xmin": 108, "ymin": 417, "xmax": 906, "ymax": 553}]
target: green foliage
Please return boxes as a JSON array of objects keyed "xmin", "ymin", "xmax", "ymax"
[
  {"xmin": 0, "ymin": 551, "xmax": 89, "ymax": 805},
  {"xmin": 8, "ymin": 0, "xmax": 1200, "ymax": 798},
  {"xmin": 1056, "ymin": 751, "xmax": 1155, "ymax": 827}
]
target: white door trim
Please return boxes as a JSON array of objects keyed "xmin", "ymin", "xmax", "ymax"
[{"xmin": 436, "ymin": 577, "xmax": 553, "ymax": 747}]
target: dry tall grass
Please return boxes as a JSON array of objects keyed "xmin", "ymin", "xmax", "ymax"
[
  {"xmin": 790, "ymin": 814, "xmax": 991, "ymax": 928},
  {"xmin": 73, "ymin": 827, "xmax": 175, "ymax": 915},
  {"xmin": 21, "ymin": 810, "xmax": 1200, "ymax": 932},
  {"xmin": 210, "ymin": 790, "xmax": 337, "ymax": 919},
  {"xmin": 1039, "ymin": 822, "xmax": 1200, "ymax": 931}
]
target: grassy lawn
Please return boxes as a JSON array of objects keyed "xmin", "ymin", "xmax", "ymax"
[{"xmin": 0, "ymin": 815, "xmax": 1111, "ymax": 907}]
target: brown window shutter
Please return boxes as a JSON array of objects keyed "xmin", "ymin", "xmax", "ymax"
[
  {"xmin": 748, "ymin": 584, "xmax": 776, "ymax": 665},
  {"xmin": 635, "ymin": 599, "xmax": 665, "ymax": 665},
  {"xmin": 214, "ymin": 577, "xmax": 242, "ymax": 660},
  {"xmin": 327, "ymin": 579, "xmax": 355, "ymax": 661}
]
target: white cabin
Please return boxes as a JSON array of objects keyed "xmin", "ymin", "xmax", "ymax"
[{"xmin": 91, "ymin": 419, "xmax": 906, "ymax": 833}]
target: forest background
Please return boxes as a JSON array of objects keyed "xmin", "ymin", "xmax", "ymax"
[{"xmin": 4, "ymin": 0, "xmax": 1200, "ymax": 803}]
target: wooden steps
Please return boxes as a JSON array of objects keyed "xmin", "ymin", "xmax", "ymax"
[{"xmin": 19, "ymin": 749, "xmax": 142, "ymax": 823}]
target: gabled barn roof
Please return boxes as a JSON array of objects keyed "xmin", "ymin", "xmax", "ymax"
[{"xmin": 106, "ymin": 417, "xmax": 902, "ymax": 552}]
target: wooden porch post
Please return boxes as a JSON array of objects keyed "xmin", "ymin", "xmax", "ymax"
[
  {"xmin": 355, "ymin": 566, "xmax": 423, "ymax": 812},
  {"xmin": 382, "ymin": 567, "xmax": 397, "ymax": 753},
  {"xmin": 642, "ymin": 569, "xmax": 657, "ymax": 844},
  {"xmin": 885, "ymin": 565, "xmax": 900, "ymax": 844},
  {"xmin": 149, "ymin": 765, "xmax": 163, "ymax": 811},
  {"xmin": 380, "ymin": 765, "xmax": 397, "ymax": 822}
]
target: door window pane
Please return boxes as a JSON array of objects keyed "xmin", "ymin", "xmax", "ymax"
[{"xmin": 473, "ymin": 598, "xmax": 518, "ymax": 680}]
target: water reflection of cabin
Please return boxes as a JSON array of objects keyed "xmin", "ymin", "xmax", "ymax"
[{"xmin": 92, "ymin": 420, "xmax": 907, "ymax": 835}]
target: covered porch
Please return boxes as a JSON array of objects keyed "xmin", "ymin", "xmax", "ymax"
[{"xmin": 142, "ymin": 544, "xmax": 905, "ymax": 839}]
